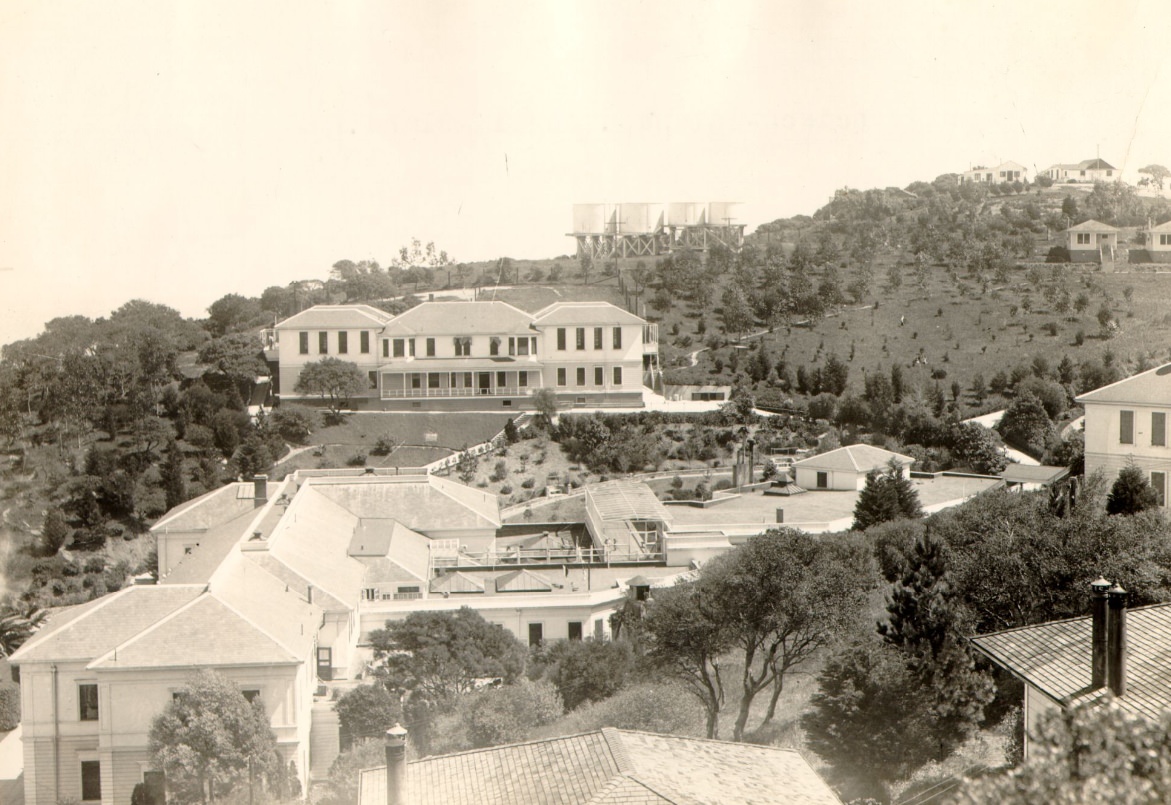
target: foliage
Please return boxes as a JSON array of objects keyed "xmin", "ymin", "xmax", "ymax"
[
  {"xmin": 543, "ymin": 638, "xmax": 636, "ymax": 711},
  {"xmin": 953, "ymin": 705, "xmax": 1171, "ymax": 804},
  {"xmin": 0, "ymin": 680, "xmax": 20, "ymax": 730},
  {"xmin": 369, "ymin": 608, "xmax": 528, "ymax": 703},
  {"xmin": 40, "ymin": 508, "xmax": 72, "ymax": 556},
  {"xmin": 997, "ymin": 391, "xmax": 1056, "ymax": 458},
  {"xmin": 317, "ymin": 740, "xmax": 388, "ymax": 805},
  {"xmin": 1107, "ymin": 464, "xmax": 1159, "ymax": 516},
  {"xmin": 853, "ymin": 460, "xmax": 924, "ymax": 531},
  {"xmin": 148, "ymin": 670, "xmax": 281, "ymax": 805},
  {"xmin": 0, "ymin": 602, "xmax": 47, "ymax": 658},
  {"xmin": 430, "ymin": 679, "xmax": 564, "ymax": 756},
  {"xmin": 532, "ymin": 682, "xmax": 704, "ymax": 740},
  {"xmin": 948, "ymin": 422, "xmax": 1006, "ymax": 474},
  {"xmin": 334, "ymin": 683, "xmax": 403, "ymax": 745},
  {"xmin": 532, "ymin": 388, "xmax": 559, "ymax": 430},
  {"xmin": 161, "ymin": 439, "xmax": 188, "ymax": 512},
  {"xmin": 269, "ymin": 406, "xmax": 317, "ymax": 444},
  {"xmin": 292, "ymin": 358, "xmax": 368, "ymax": 416}
]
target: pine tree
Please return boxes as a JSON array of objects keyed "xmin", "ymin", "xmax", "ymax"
[
  {"xmin": 853, "ymin": 460, "xmax": 923, "ymax": 531},
  {"xmin": 1106, "ymin": 465, "xmax": 1159, "ymax": 515},
  {"xmin": 161, "ymin": 439, "xmax": 187, "ymax": 512}
]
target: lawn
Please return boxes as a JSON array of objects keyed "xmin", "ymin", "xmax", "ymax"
[{"xmin": 308, "ymin": 411, "xmax": 516, "ymax": 450}]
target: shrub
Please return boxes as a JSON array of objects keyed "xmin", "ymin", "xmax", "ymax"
[
  {"xmin": 521, "ymin": 477, "xmax": 535, "ymax": 489},
  {"xmin": 346, "ymin": 453, "xmax": 367, "ymax": 467},
  {"xmin": 499, "ymin": 484, "xmax": 513, "ymax": 495},
  {"xmin": 533, "ymin": 682, "xmax": 702, "ymax": 739},
  {"xmin": 370, "ymin": 434, "xmax": 400, "ymax": 456},
  {"xmin": 0, "ymin": 681, "xmax": 20, "ymax": 730},
  {"xmin": 270, "ymin": 406, "xmax": 317, "ymax": 444},
  {"xmin": 713, "ymin": 479, "xmax": 734, "ymax": 491},
  {"xmin": 1045, "ymin": 245, "xmax": 1071, "ymax": 263},
  {"xmin": 1074, "ymin": 329, "xmax": 1085, "ymax": 346},
  {"xmin": 490, "ymin": 460, "xmax": 508, "ymax": 483}
]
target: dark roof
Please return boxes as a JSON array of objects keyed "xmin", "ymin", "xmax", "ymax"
[
  {"xmin": 358, "ymin": 728, "xmax": 842, "ymax": 805},
  {"xmin": 971, "ymin": 602, "xmax": 1171, "ymax": 721},
  {"xmin": 1001, "ymin": 464, "xmax": 1070, "ymax": 485},
  {"xmin": 1079, "ymin": 158, "xmax": 1116, "ymax": 171}
]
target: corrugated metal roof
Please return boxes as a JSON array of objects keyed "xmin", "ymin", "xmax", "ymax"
[
  {"xmin": 358, "ymin": 729, "xmax": 842, "ymax": 805},
  {"xmin": 586, "ymin": 481, "xmax": 671, "ymax": 523},
  {"xmin": 971, "ymin": 602, "xmax": 1171, "ymax": 721}
]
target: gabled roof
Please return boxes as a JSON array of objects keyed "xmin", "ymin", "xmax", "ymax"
[
  {"xmin": 495, "ymin": 569, "xmax": 553, "ymax": 593},
  {"xmin": 10, "ymin": 585, "xmax": 205, "ymax": 663},
  {"xmin": 1064, "ymin": 219, "xmax": 1119, "ymax": 233},
  {"xmin": 358, "ymin": 728, "xmax": 842, "ymax": 805},
  {"xmin": 381, "ymin": 301, "xmax": 534, "ymax": 336},
  {"xmin": 310, "ymin": 475, "xmax": 501, "ymax": 531},
  {"xmin": 586, "ymin": 481, "xmax": 672, "ymax": 523},
  {"xmin": 430, "ymin": 572, "xmax": 485, "ymax": 594},
  {"xmin": 275, "ymin": 305, "xmax": 393, "ymax": 330},
  {"xmin": 531, "ymin": 301, "xmax": 646, "ymax": 326},
  {"xmin": 1075, "ymin": 364, "xmax": 1171, "ymax": 405},
  {"xmin": 970, "ymin": 602, "xmax": 1171, "ymax": 721},
  {"xmin": 792, "ymin": 444, "xmax": 914, "ymax": 473},
  {"xmin": 1079, "ymin": 158, "xmax": 1116, "ymax": 170},
  {"xmin": 1148, "ymin": 220, "xmax": 1171, "ymax": 233}
]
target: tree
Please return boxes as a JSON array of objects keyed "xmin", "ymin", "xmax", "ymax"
[
  {"xmin": 699, "ymin": 530, "xmax": 874, "ymax": 741},
  {"xmin": 269, "ymin": 406, "xmax": 317, "ymax": 444},
  {"xmin": 369, "ymin": 608, "xmax": 528, "ymax": 703},
  {"xmin": 149, "ymin": 669, "xmax": 280, "ymax": 805},
  {"xmin": 953, "ymin": 705, "xmax": 1171, "ymax": 804},
  {"xmin": 997, "ymin": 391, "xmax": 1056, "ymax": 458},
  {"xmin": 1139, "ymin": 164, "xmax": 1171, "ymax": 191},
  {"xmin": 643, "ymin": 581, "xmax": 729, "ymax": 738},
  {"xmin": 206, "ymin": 294, "xmax": 264, "ymax": 337},
  {"xmin": 532, "ymin": 388, "xmax": 559, "ymax": 430},
  {"xmin": 1061, "ymin": 195, "xmax": 1079, "ymax": 221},
  {"xmin": 161, "ymin": 438, "xmax": 188, "ymax": 511},
  {"xmin": 1106, "ymin": 464, "xmax": 1159, "ymax": 515},
  {"xmin": 949, "ymin": 422, "xmax": 1007, "ymax": 475},
  {"xmin": 545, "ymin": 638, "xmax": 636, "ymax": 711},
  {"xmin": 461, "ymin": 679, "xmax": 563, "ymax": 750},
  {"xmin": 0, "ymin": 602, "xmax": 47, "ymax": 657},
  {"xmin": 720, "ymin": 285, "xmax": 754, "ymax": 339},
  {"xmin": 316, "ymin": 740, "xmax": 387, "ymax": 805},
  {"xmin": 334, "ymin": 683, "xmax": 403, "ymax": 745},
  {"xmin": 503, "ymin": 417, "xmax": 519, "ymax": 444},
  {"xmin": 853, "ymin": 460, "xmax": 923, "ymax": 531},
  {"xmin": 293, "ymin": 358, "xmax": 368, "ymax": 419},
  {"xmin": 456, "ymin": 444, "xmax": 479, "ymax": 484},
  {"xmin": 578, "ymin": 252, "xmax": 592, "ymax": 285}
]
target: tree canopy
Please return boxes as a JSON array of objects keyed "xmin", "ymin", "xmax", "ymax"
[
  {"xmin": 853, "ymin": 459, "xmax": 923, "ymax": 531},
  {"xmin": 292, "ymin": 358, "xmax": 368, "ymax": 417}
]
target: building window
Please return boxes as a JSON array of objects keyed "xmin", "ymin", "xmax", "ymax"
[
  {"xmin": 575, "ymin": 328, "xmax": 586, "ymax": 350},
  {"xmin": 81, "ymin": 760, "xmax": 102, "ymax": 802},
  {"xmin": 1154, "ymin": 412, "xmax": 1166, "ymax": 447},
  {"xmin": 338, "ymin": 332, "xmax": 348, "ymax": 354},
  {"xmin": 497, "ymin": 371, "xmax": 506, "ymax": 388},
  {"xmin": 428, "ymin": 373, "xmax": 440, "ymax": 389},
  {"xmin": 382, "ymin": 339, "xmax": 389, "ymax": 358},
  {"xmin": 1162, "ymin": 234, "xmax": 1171, "ymax": 247},
  {"xmin": 528, "ymin": 623, "xmax": 543, "ymax": 647},
  {"xmin": 519, "ymin": 337, "xmax": 531, "ymax": 356},
  {"xmin": 318, "ymin": 332, "xmax": 328, "ymax": 354},
  {"xmin": 454, "ymin": 337, "xmax": 472, "ymax": 356},
  {"xmin": 360, "ymin": 331, "xmax": 370, "ymax": 353},
  {"xmin": 362, "ymin": 588, "xmax": 376, "ymax": 601},
  {"xmin": 816, "ymin": 471, "xmax": 828, "ymax": 489},
  {"xmin": 79, "ymin": 683, "xmax": 99, "ymax": 721},
  {"xmin": 613, "ymin": 327, "xmax": 622, "ymax": 349},
  {"xmin": 576, "ymin": 367, "xmax": 586, "ymax": 386},
  {"xmin": 568, "ymin": 621, "xmax": 583, "ymax": 641},
  {"xmin": 613, "ymin": 367, "xmax": 623, "ymax": 386},
  {"xmin": 557, "ymin": 368, "xmax": 566, "ymax": 386},
  {"xmin": 426, "ymin": 338, "xmax": 436, "ymax": 357},
  {"xmin": 557, "ymin": 328, "xmax": 566, "ymax": 350},
  {"xmin": 594, "ymin": 327, "xmax": 603, "ymax": 349},
  {"xmin": 1154, "ymin": 472, "xmax": 1167, "ymax": 507},
  {"xmin": 518, "ymin": 371, "xmax": 528, "ymax": 387},
  {"xmin": 393, "ymin": 339, "xmax": 405, "ymax": 358},
  {"xmin": 1120, "ymin": 410, "xmax": 1135, "ymax": 445},
  {"xmin": 594, "ymin": 367, "xmax": 603, "ymax": 386},
  {"xmin": 368, "ymin": 371, "xmax": 377, "ymax": 390},
  {"xmin": 490, "ymin": 337, "xmax": 501, "ymax": 356},
  {"xmin": 242, "ymin": 689, "xmax": 261, "ymax": 704},
  {"xmin": 409, "ymin": 338, "xmax": 416, "ymax": 357},
  {"xmin": 1076, "ymin": 233, "xmax": 1091, "ymax": 245},
  {"xmin": 299, "ymin": 332, "xmax": 309, "ymax": 355},
  {"xmin": 411, "ymin": 374, "xmax": 421, "ymax": 390}
]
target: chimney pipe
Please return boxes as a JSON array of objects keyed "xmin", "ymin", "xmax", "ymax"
[
  {"xmin": 1107, "ymin": 584, "xmax": 1128, "ymax": 697},
  {"xmin": 385, "ymin": 723, "xmax": 408, "ymax": 805},
  {"xmin": 1091, "ymin": 578, "xmax": 1111, "ymax": 689},
  {"xmin": 306, "ymin": 585, "xmax": 313, "ymax": 605},
  {"xmin": 253, "ymin": 474, "xmax": 269, "ymax": 507}
]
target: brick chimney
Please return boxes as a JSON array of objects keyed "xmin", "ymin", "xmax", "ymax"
[
  {"xmin": 385, "ymin": 723, "xmax": 408, "ymax": 805},
  {"xmin": 1108, "ymin": 584, "xmax": 1128, "ymax": 697},
  {"xmin": 1091, "ymin": 578, "xmax": 1111, "ymax": 689},
  {"xmin": 253, "ymin": 474, "xmax": 268, "ymax": 507}
]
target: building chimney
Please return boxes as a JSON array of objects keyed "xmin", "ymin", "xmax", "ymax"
[
  {"xmin": 1091, "ymin": 578, "xmax": 1111, "ymax": 689},
  {"xmin": 253, "ymin": 474, "xmax": 268, "ymax": 507},
  {"xmin": 385, "ymin": 723, "xmax": 408, "ymax": 805},
  {"xmin": 306, "ymin": 585, "xmax": 313, "ymax": 605},
  {"xmin": 1107, "ymin": 584, "xmax": 1128, "ymax": 696}
]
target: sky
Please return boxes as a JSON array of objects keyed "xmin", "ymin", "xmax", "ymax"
[{"xmin": 3, "ymin": 0, "xmax": 1171, "ymax": 347}]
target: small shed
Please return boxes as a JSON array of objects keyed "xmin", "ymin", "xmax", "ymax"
[
  {"xmin": 791, "ymin": 445, "xmax": 915, "ymax": 491},
  {"xmin": 1001, "ymin": 464, "xmax": 1070, "ymax": 492}
]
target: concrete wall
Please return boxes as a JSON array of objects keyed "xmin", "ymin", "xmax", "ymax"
[{"xmin": 794, "ymin": 467, "xmax": 863, "ymax": 491}]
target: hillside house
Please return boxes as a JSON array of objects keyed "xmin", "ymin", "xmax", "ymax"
[
  {"xmin": 1137, "ymin": 219, "xmax": 1171, "ymax": 263},
  {"xmin": 267, "ymin": 301, "xmax": 659, "ymax": 411},
  {"xmin": 791, "ymin": 444, "xmax": 914, "ymax": 491},
  {"xmin": 971, "ymin": 581, "xmax": 1155, "ymax": 759},
  {"xmin": 12, "ymin": 469, "xmax": 673, "ymax": 805},
  {"xmin": 959, "ymin": 161, "xmax": 1028, "ymax": 184},
  {"xmin": 1043, "ymin": 158, "xmax": 1118, "ymax": 183},
  {"xmin": 1076, "ymin": 363, "xmax": 1171, "ymax": 505},
  {"xmin": 1062, "ymin": 220, "xmax": 1120, "ymax": 263},
  {"xmin": 358, "ymin": 727, "xmax": 843, "ymax": 805}
]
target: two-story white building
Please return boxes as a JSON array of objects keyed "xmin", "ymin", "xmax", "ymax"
[
  {"xmin": 1077, "ymin": 364, "xmax": 1171, "ymax": 505},
  {"xmin": 269, "ymin": 301, "xmax": 658, "ymax": 411}
]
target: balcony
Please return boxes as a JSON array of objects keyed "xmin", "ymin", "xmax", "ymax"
[{"xmin": 381, "ymin": 385, "xmax": 538, "ymax": 400}]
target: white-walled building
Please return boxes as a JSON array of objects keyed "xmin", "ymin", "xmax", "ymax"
[
  {"xmin": 268, "ymin": 301, "xmax": 659, "ymax": 411},
  {"xmin": 1042, "ymin": 158, "xmax": 1118, "ymax": 183},
  {"xmin": 959, "ymin": 161, "xmax": 1028, "ymax": 184},
  {"xmin": 791, "ymin": 444, "xmax": 914, "ymax": 491}
]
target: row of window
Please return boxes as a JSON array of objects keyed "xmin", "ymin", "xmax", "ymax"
[
  {"xmin": 384, "ymin": 335, "xmax": 539, "ymax": 359},
  {"xmin": 556, "ymin": 367, "xmax": 623, "ymax": 387},
  {"xmin": 556, "ymin": 327, "xmax": 623, "ymax": 351},
  {"xmin": 1119, "ymin": 410, "xmax": 1167, "ymax": 447},
  {"xmin": 298, "ymin": 331, "xmax": 371, "ymax": 355},
  {"xmin": 76, "ymin": 682, "xmax": 260, "ymax": 723},
  {"xmin": 80, "ymin": 761, "xmax": 164, "ymax": 802},
  {"xmin": 402, "ymin": 371, "xmax": 533, "ymax": 390},
  {"xmin": 526, "ymin": 619, "xmax": 605, "ymax": 646}
]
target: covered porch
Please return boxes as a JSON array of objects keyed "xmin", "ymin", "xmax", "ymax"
[{"xmin": 379, "ymin": 360, "xmax": 544, "ymax": 399}]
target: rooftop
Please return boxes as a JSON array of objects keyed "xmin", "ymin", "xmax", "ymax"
[
  {"xmin": 1064, "ymin": 219, "xmax": 1120, "ymax": 233},
  {"xmin": 1001, "ymin": 464, "xmax": 1070, "ymax": 485},
  {"xmin": 1075, "ymin": 363, "xmax": 1171, "ymax": 405},
  {"xmin": 275, "ymin": 304, "xmax": 393, "ymax": 330},
  {"xmin": 791, "ymin": 444, "xmax": 914, "ymax": 474},
  {"xmin": 381, "ymin": 301, "xmax": 535, "ymax": 336},
  {"xmin": 586, "ymin": 480, "xmax": 672, "ymax": 523},
  {"xmin": 970, "ymin": 602, "xmax": 1171, "ymax": 721},
  {"xmin": 532, "ymin": 301, "xmax": 646, "ymax": 326},
  {"xmin": 358, "ymin": 728, "xmax": 842, "ymax": 805}
]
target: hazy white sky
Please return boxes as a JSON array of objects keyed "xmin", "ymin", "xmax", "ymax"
[{"xmin": 2, "ymin": 0, "xmax": 1171, "ymax": 346}]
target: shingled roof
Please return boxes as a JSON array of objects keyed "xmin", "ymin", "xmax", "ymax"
[
  {"xmin": 1063, "ymin": 219, "xmax": 1120, "ymax": 234},
  {"xmin": 791, "ymin": 444, "xmax": 914, "ymax": 474},
  {"xmin": 381, "ymin": 301, "xmax": 534, "ymax": 336},
  {"xmin": 275, "ymin": 305, "xmax": 393, "ymax": 330},
  {"xmin": 358, "ymin": 728, "xmax": 842, "ymax": 805},
  {"xmin": 532, "ymin": 301, "xmax": 646, "ymax": 326},
  {"xmin": 970, "ymin": 602, "xmax": 1171, "ymax": 721},
  {"xmin": 1075, "ymin": 363, "xmax": 1171, "ymax": 405}
]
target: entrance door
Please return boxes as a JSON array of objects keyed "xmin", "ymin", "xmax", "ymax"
[
  {"xmin": 317, "ymin": 647, "xmax": 332, "ymax": 681},
  {"xmin": 477, "ymin": 372, "xmax": 491, "ymax": 395}
]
